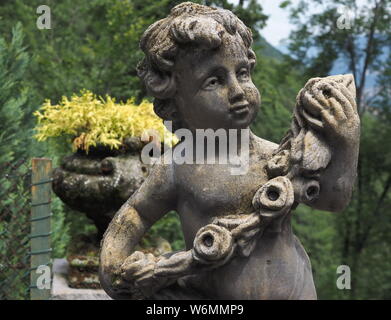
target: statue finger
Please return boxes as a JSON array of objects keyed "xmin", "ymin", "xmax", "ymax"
[
  {"xmin": 121, "ymin": 252, "xmax": 154, "ymax": 268},
  {"xmin": 121, "ymin": 261, "xmax": 148, "ymax": 281},
  {"xmin": 123, "ymin": 251, "xmax": 146, "ymax": 264},
  {"xmin": 303, "ymin": 77, "xmax": 322, "ymax": 90},
  {"xmin": 301, "ymin": 91, "xmax": 326, "ymax": 118},
  {"xmin": 132, "ymin": 263, "xmax": 155, "ymax": 282},
  {"xmin": 301, "ymin": 107, "xmax": 324, "ymax": 131},
  {"xmin": 336, "ymin": 84, "xmax": 357, "ymax": 118},
  {"xmin": 308, "ymin": 86, "xmax": 331, "ymax": 110},
  {"xmin": 121, "ymin": 253, "xmax": 156, "ymax": 282},
  {"xmin": 315, "ymin": 81, "xmax": 353, "ymax": 119},
  {"xmin": 328, "ymin": 97, "xmax": 347, "ymax": 122},
  {"xmin": 320, "ymin": 109, "xmax": 338, "ymax": 131}
]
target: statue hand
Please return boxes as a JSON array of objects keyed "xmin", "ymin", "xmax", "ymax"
[
  {"xmin": 120, "ymin": 251, "xmax": 157, "ymax": 286},
  {"xmin": 300, "ymin": 79, "xmax": 360, "ymax": 147},
  {"xmin": 113, "ymin": 251, "xmax": 164, "ymax": 299}
]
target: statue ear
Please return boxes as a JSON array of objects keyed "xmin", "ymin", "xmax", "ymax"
[{"xmin": 143, "ymin": 69, "xmax": 176, "ymax": 99}]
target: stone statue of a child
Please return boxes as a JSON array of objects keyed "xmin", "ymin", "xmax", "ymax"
[{"xmin": 99, "ymin": 2, "xmax": 360, "ymax": 300}]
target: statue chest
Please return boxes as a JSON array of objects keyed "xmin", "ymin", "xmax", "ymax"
[{"xmin": 174, "ymin": 159, "xmax": 268, "ymax": 218}]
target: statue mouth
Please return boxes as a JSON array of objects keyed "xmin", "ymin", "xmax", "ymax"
[{"xmin": 230, "ymin": 103, "xmax": 249, "ymax": 115}]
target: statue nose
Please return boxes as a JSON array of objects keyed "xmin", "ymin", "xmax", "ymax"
[{"xmin": 228, "ymin": 79, "xmax": 245, "ymax": 105}]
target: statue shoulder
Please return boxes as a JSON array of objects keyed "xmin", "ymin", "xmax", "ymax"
[{"xmin": 251, "ymin": 134, "xmax": 279, "ymax": 160}]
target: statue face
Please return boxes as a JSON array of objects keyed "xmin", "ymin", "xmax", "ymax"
[{"xmin": 173, "ymin": 34, "xmax": 260, "ymax": 131}]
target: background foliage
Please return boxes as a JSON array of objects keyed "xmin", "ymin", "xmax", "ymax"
[
  {"xmin": 0, "ymin": 0, "xmax": 390, "ymax": 299},
  {"xmin": 283, "ymin": 0, "xmax": 391, "ymax": 299}
]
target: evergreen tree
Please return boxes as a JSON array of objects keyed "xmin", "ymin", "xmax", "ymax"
[{"xmin": 0, "ymin": 22, "xmax": 31, "ymax": 164}]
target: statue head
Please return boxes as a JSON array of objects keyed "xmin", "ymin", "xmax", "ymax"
[{"xmin": 138, "ymin": 2, "xmax": 260, "ymax": 132}]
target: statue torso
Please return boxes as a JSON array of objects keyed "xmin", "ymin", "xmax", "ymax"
[{"xmin": 172, "ymin": 136, "xmax": 317, "ymax": 299}]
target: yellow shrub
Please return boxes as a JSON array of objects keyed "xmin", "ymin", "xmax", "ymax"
[{"xmin": 34, "ymin": 90, "xmax": 178, "ymax": 152}]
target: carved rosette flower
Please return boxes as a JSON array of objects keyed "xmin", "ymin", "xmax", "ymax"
[
  {"xmin": 291, "ymin": 177, "xmax": 320, "ymax": 204},
  {"xmin": 192, "ymin": 224, "xmax": 234, "ymax": 265},
  {"xmin": 252, "ymin": 176, "xmax": 295, "ymax": 218}
]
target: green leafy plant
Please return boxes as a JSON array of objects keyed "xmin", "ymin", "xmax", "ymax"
[{"xmin": 34, "ymin": 90, "xmax": 177, "ymax": 153}]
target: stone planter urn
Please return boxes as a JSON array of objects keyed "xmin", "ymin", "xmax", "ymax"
[{"xmin": 52, "ymin": 137, "xmax": 152, "ymax": 239}]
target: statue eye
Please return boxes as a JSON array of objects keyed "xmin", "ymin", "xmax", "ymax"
[
  {"xmin": 202, "ymin": 76, "xmax": 220, "ymax": 90},
  {"xmin": 237, "ymin": 68, "xmax": 250, "ymax": 81}
]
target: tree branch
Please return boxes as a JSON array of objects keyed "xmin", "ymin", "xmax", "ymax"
[
  {"xmin": 346, "ymin": 34, "xmax": 358, "ymax": 88},
  {"xmin": 357, "ymin": 0, "xmax": 385, "ymax": 114}
]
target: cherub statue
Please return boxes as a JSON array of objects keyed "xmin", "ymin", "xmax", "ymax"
[{"xmin": 99, "ymin": 2, "xmax": 360, "ymax": 300}]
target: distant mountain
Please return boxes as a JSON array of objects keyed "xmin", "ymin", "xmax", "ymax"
[
  {"xmin": 255, "ymin": 36, "xmax": 285, "ymax": 61},
  {"xmin": 273, "ymin": 36, "xmax": 389, "ymax": 90}
]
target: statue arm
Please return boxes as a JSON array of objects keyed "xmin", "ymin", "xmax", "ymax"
[
  {"xmin": 308, "ymin": 136, "xmax": 359, "ymax": 212},
  {"xmin": 99, "ymin": 161, "xmax": 176, "ymax": 299},
  {"xmin": 300, "ymin": 75, "xmax": 360, "ymax": 212},
  {"xmin": 267, "ymin": 74, "xmax": 360, "ymax": 212}
]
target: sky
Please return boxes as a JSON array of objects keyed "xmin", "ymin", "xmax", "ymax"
[
  {"xmin": 257, "ymin": 0, "xmax": 371, "ymax": 52},
  {"xmin": 228, "ymin": 0, "xmax": 298, "ymax": 49},
  {"xmin": 255, "ymin": 0, "xmax": 379, "ymax": 88},
  {"xmin": 258, "ymin": 0, "xmax": 297, "ymax": 50}
]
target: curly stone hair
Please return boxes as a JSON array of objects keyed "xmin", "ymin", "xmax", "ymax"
[{"xmin": 137, "ymin": 2, "xmax": 256, "ymax": 130}]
